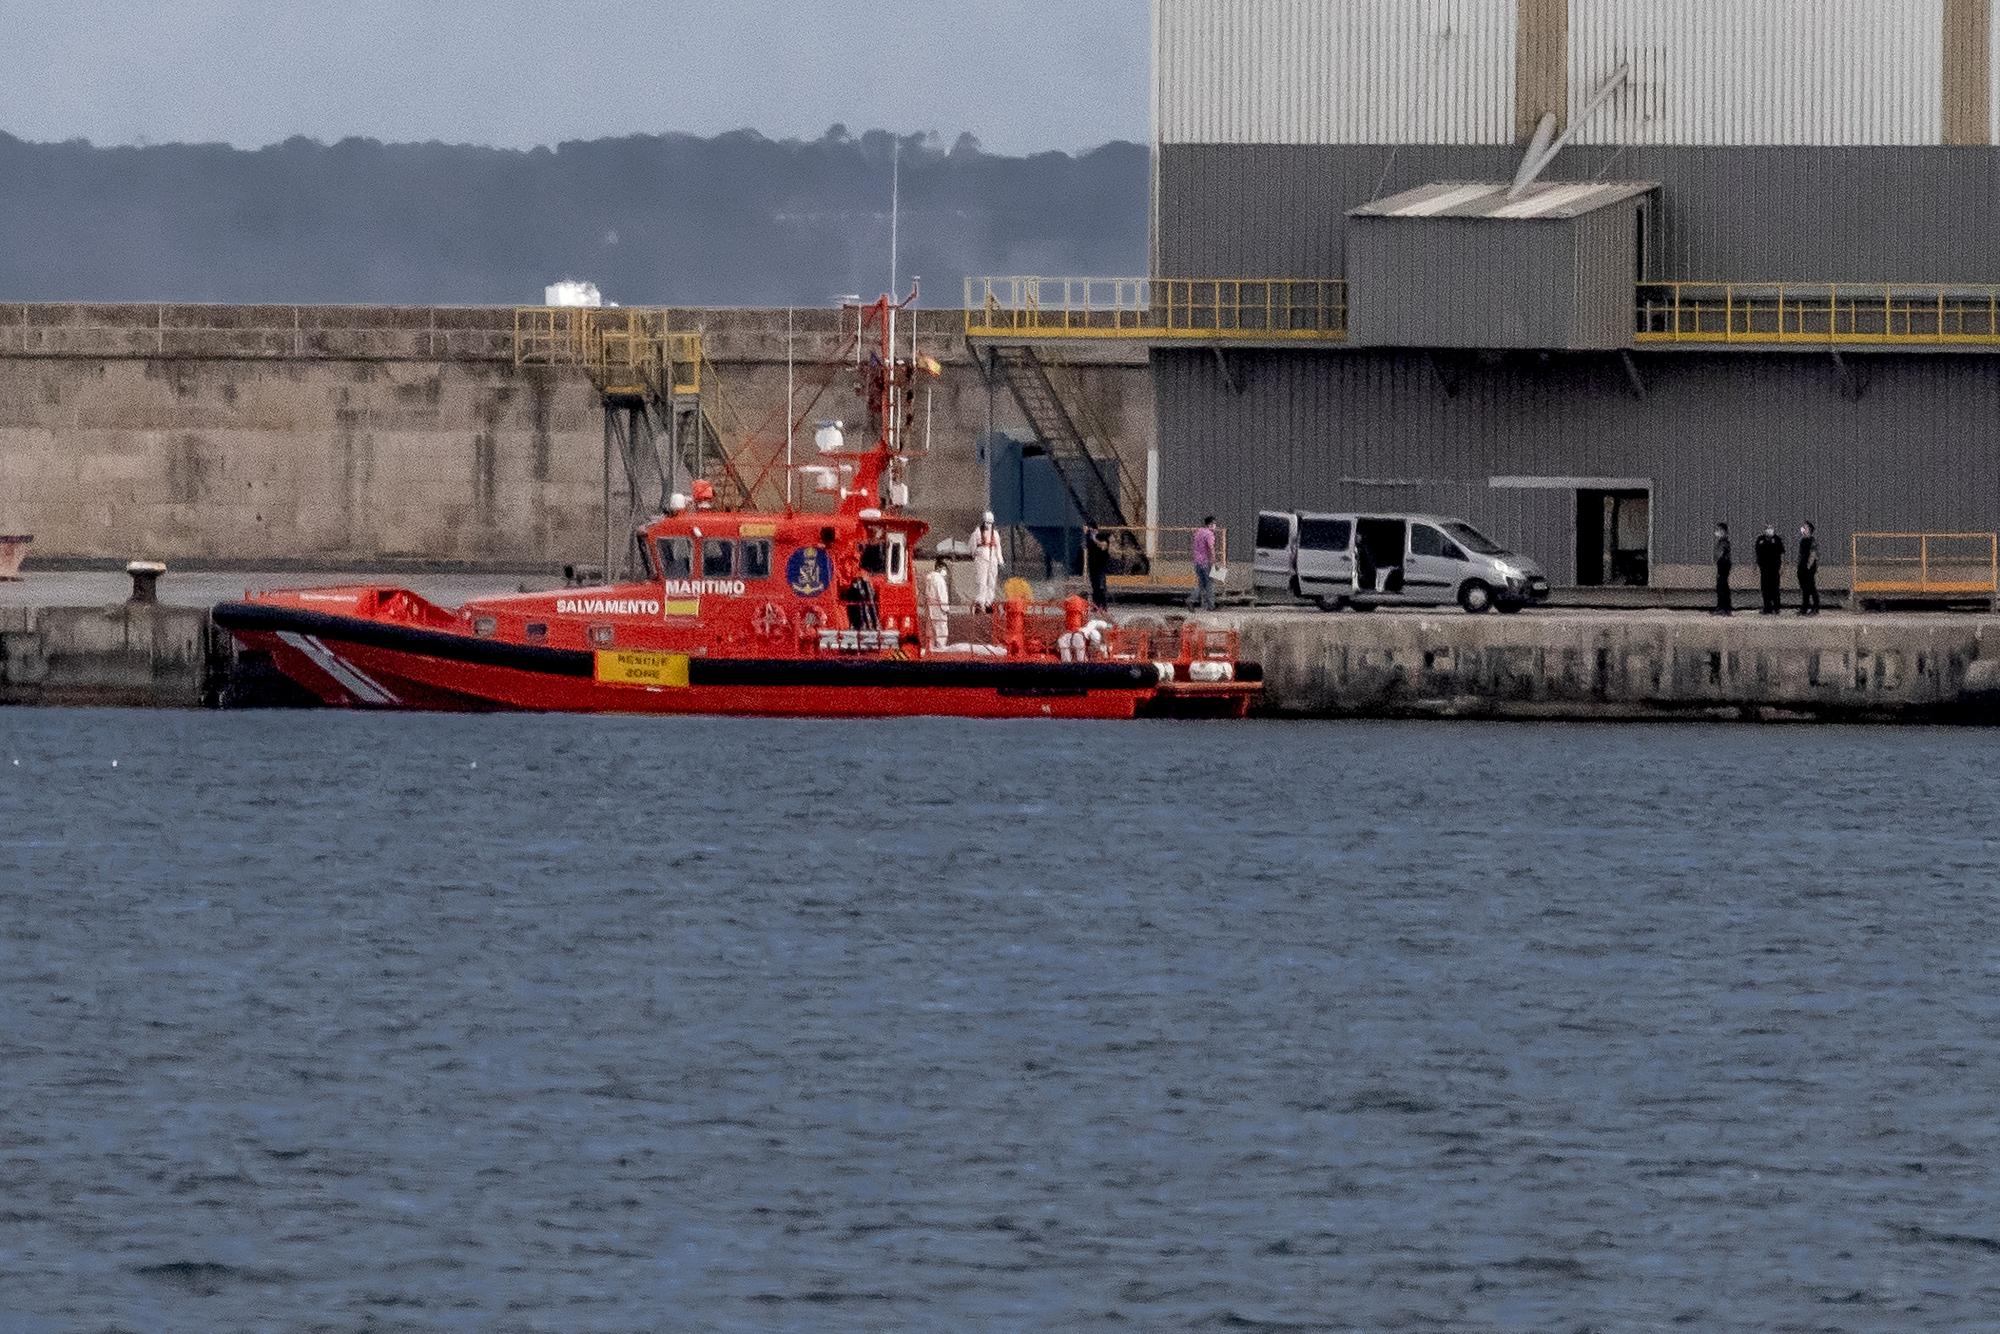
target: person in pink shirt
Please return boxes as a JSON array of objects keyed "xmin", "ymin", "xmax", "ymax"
[{"xmin": 1188, "ymin": 515, "xmax": 1217, "ymax": 610}]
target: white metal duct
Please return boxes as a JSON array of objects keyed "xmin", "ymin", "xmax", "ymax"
[
  {"xmin": 1567, "ymin": 0, "xmax": 1945, "ymax": 146},
  {"xmin": 1154, "ymin": 0, "xmax": 1518, "ymax": 146}
]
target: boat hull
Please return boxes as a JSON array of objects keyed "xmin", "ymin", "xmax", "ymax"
[{"xmin": 216, "ymin": 602, "xmax": 1256, "ymax": 720}]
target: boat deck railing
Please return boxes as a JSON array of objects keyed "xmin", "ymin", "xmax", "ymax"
[{"xmin": 917, "ymin": 595, "xmax": 1240, "ymax": 664}]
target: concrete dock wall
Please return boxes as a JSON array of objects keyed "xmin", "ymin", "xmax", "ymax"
[
  {"xmin": 1227, "ymin": 610, "xmax": 2000, "ymax": 722},
  {"xmin": 0, "ymin": 304, "xmax": 1150, "ymax": 569},
  {"xmin": 14, "ymin": 596, "xmax": 1997, "ymax": 722},
  {"xmin": 0, "ymin": 603, "xmax": 216, "ymax": 707}
]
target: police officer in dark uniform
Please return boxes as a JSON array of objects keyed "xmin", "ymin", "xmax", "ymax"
[
  {"xmin": 1754, "ymin": 524, "xmax": 1786, "ymax": 614},
  {"xmin": 1797, "ymin": 521, "xmax": 1820, "ymax": 615},
  {"xmin": 1712, "ymin": 521, "xmax": 1732, "ymax": 615}
]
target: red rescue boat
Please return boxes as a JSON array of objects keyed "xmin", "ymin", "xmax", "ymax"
[{"xmin": 215, "ymin": 293, "xmax": 1260, "ymax": 719}]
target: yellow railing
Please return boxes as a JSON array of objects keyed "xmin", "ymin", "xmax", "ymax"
[
  {"xmin": 1638, "ymin": 283, "xmax": 2000, "ymax": 346},
  {"xmin": 1850, "ymin": 532, "xmax": 1999, "ymax": 605},
  {"xmin": 513, "ymin": 307, "xmax": 703, "ymax": 396},
  {"xmin": 966, "ymin": 277, "xmax": 1346, "ymax": 342}
]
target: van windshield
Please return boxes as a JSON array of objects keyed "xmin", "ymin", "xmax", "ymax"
[{"xmin": 1442, "ymin": 521, "xmax": 1506, "ymax": 556}]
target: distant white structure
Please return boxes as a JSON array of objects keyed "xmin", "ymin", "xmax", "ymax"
[{"xmin": 543, "ymin": 280, "xmax": 603, "ymax": 307}]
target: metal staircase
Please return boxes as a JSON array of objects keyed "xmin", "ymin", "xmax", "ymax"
[
  {"xmin": 982, "ymin": 344, "xmax": 1147, "ymax": 568},
  {"xmin": 514, "ymin": 308, "xmax": 752, "ymax": 577}
]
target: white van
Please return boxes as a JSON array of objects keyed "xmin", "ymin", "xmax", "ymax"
[{"xmin": 1253, "ymin": 511, "xmax": 1551, "ymax": 613}]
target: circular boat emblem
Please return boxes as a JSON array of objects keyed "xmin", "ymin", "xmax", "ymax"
[{"xmin": 786, "ymin": 545, "xmax": 832, "ymax": 597}]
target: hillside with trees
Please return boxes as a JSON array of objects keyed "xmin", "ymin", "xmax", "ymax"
[{"xmin": 0, "ymin": 127, "xmax": 1147, "ymax": 307}]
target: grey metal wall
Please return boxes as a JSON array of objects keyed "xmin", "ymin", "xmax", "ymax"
[
  {"xmin": 1154, "ymin": 346, "xmax": 2000, "ymax": 584},
  {"xmin": 1347, "ymin": 203, "xmax": 1641, "ymax": 348},
  {"xmin": 1158, "ymin": 143, "xmax": 2000, "ymax": 282},
  {"xmin": 1572, "ymin": 202, "xmax": 1641, "ymax": 345}
]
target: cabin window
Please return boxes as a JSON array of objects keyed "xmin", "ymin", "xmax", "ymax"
[
  {"xmin": 886, "ymin": 533, "xmax": 908, "ymax": 584},
  {"xmin": 634, "ymin": 537, "xmax": 657, "ymax": 580},
  {"xmin": 588, "ymin": 624, "xmax": 614, "ymax": 646},
  {"xmin": 739, "ymin": 538, "xmax": 773, "ymax": 580},
  {"xmin": 524, "ymin": 622, "xmax": 548, "ymax": 640},
  {"xmin": 472, "ymin": 616, "xmax": 497, "ymax": 637},
  {"xmin": 702, "ymin": 539, "xmax": 736, "ymax": 578},
  {"xmin": 859, "ymin": 542, "xmax": 887, "ymax": 575},
  {"xmin": 657, "ymin": 537, "xmax": 693, "ymax": 580}
]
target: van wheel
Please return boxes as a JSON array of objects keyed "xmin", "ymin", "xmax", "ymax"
[
  {"xmin": 1459, "ymin": 581, "xmax": 1494, "ymax": 614},
  {"xmin": 1495, "ymin": 598, "xmax": 1524, "ymax": 614},
  {"xmin": 1315, "ymin": 594, "xmax": 1345, "ymax": 612}
]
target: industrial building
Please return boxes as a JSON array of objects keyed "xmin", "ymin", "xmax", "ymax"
[{"xmin": 968, "ymin": 0, "xmax": 2000, "ymax": 591}]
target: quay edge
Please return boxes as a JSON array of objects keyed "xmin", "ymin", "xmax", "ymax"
[{"xmin": 1209, "ymin": 609, "xmax": 2000, "ymax": 724}]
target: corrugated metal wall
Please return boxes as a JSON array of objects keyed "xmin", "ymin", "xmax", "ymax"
[
  {"xmin": 1572, "ymin": 204, "xmax": 1641, "ymax": 345},
  {"xmin": 1157, "ymin": 0, "xmax": 1957, "ymax": 147},
  {"xmin": 1155, "ymin": 0, "xmax": 1518, "ymax": 145},
  {"xmin": 1155, "ymin": 347, "xmax": 2000, "ymax": 582},
  {"xmin": 1347, "ymin": 209, "xmax": 1641, "ymax": 349},
  {"xmin": 1567, "ymin": 0, "xmax": 1945, "ymax": 146},
  {"xmin": 1157, "ymin": 143, "xmax": 2000, "ymax": 282}
]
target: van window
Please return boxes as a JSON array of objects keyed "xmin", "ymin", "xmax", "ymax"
[
  {"xmin": 739, "ymin": 538, "xmax": 773, "ymax": 579},
  {"xmin": 1255, "ymin": 513, "xmax": 1294, "ymax": 550},
  {"xmin": 1298, "ymin": 517, "xmax": 1351, "ymax": 552},
  {"xmin": 702, "ymin": 539, "xmax": 736, "ymax": 578},
  {"xmin": 1411, "ymin": 524, "xmax": 1453, "ymax": 559},
  {"xmin": 656, "ymin": 537, "xmax": 693, "ymax": 579}
]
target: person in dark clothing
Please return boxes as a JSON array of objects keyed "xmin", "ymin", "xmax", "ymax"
[
  {"xmin": 1754, "ymin": 524, "xmax": 1786, "ymax": 614},
  {"xmin": 1353, "ymin": 530, "xmax": 1376, "ymax": 595},
  {"xmin": 1713, "ymin": 522, "xmax": 1733, "ymax": 615},
  {"xmin": 1797, "ymin": 521, "xmax": 1820, "ymax": 615},
  {"xmin": 1083, "ymin": 523, "xmax": 1111, "ymax": 610},
  {"xmin": 843, "ymin": 574, "xmax": 878, "ymax": 630}
]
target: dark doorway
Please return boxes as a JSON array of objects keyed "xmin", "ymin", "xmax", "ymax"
[{"xmin": 1576, "ymin": 489, "xmax": 1650, "ymax": 585}]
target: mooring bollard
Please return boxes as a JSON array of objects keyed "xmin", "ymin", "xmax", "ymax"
[{"xmin": 126, "ymin": 559, "xmax": 166, "ymax": 605}]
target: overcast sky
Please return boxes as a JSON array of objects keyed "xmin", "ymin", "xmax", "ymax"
[{"xmin": 0, "ymin": 0, "xmax": 1149, "ymax": 154}]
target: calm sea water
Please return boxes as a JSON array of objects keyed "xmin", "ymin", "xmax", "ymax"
[{"xmin": 3, "ymin": 711, "xmax": 1999, "ymax": 1331}]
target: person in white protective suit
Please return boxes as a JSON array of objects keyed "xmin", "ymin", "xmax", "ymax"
[
  {"xmin": 923, "ymin": 557, "xmax": 952, "ymax": 650},
  {"xmin": 1058, "ymin": 618, "xmax": 1111, "ymax": 662},
  {"xmin": 970, "ymin": 511, "xmax": 1004, "ymax": 611}
]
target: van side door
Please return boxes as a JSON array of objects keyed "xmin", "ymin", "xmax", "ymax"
[
  {"xmin": 1252, "ymin": 511, "xmax": 1298, "ymax": 597},
  {"xmin": 1405, "ymin": 522, "xmax": 1466, "ymax": 605},
  {"xmin": 1295, "ymin": 516, "xmax": 1353, "ymax": 593}
]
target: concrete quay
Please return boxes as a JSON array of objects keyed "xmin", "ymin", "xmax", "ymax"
[
  {"xmin": 1213, "ymin": 607, "xmax": 2000, "ymax": 723},
  {"xmin": 8, "ymin": 569, "xmax": 2000, "ymax": 720},
  {"xmin": 0, "ymin": 601, "xmax": 218, "ymax": 708}
]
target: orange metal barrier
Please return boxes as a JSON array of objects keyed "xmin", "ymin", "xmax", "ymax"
[{"xmin": 1850, "ymin": 532, "xmax": 1999, "ymax": 607}]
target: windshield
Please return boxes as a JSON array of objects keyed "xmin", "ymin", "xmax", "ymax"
[{"xmin": 1442, "ymin": 521, "xmax": 1507, "ymax": 556}]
